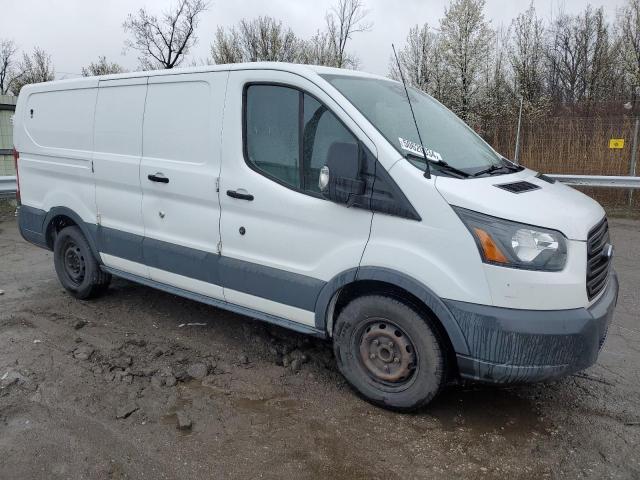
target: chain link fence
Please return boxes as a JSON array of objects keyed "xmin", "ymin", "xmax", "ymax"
[
  {"xmin": 482, "ymin": 115, "xmax": 640, "ymax": 215},
  {"xmin": 0, "ymin": 95, "xmax": 17, "ymax": 176}
]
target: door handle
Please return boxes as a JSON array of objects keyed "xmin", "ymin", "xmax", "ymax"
[
  {"xmin": 148, "ymin": 173, "xmax": 169, "ymax": 183},
  {"xmin": 226, "ymin": 189, "xmax": 254, "ymax": 201}
]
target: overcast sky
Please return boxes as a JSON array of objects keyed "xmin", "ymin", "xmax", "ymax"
[{"xmin": 3, "ymin": 0, "xmax": 628, "ymax": 79}]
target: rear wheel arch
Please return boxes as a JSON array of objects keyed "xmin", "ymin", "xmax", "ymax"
[
  {"xmin": 45, "ymin": 214, "xmax": 77, "ymax": 248},
  {"xmin": 43, "ymin": 207, "xmax": 101, "ymax": 262}
]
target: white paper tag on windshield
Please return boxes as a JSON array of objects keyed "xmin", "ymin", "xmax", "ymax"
[{"xmin": 399, "ymin": 137, "xmax": 443, "ymax": 162}]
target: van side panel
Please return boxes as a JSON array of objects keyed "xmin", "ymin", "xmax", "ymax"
[
  {"xmin": 15, "ymin": 83, "xmax": 98, "ymax": 226},
  {"xmin": 93, "ymin": 77, "xmax": 148, "ymax": 277},
  {"xmin": 23, "ymin": 89, "xmax": 95, "ymax": 151}
]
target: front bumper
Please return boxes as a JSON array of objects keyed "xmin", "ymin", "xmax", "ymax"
[{"xmin": 445, "ymin": 271, "xmax": 619, "ymax": 384}]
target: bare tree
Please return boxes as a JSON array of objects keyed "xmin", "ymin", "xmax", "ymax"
[
  {"xmin": 586, "ymin": 8, "xmax": 617, "ymax": 101},
  {"xmin": 123, "ymin": 0, "xmax": 209, "ymax": 70},
  {"xmin": 238, "ymin": 17, "xmax": 300, "ymax": 62},
  {"xmin": 298, "ymin": 30, "xmax": 336, "ymax": 66},
  {"xmin": 429, "ymin": 38, "xmax": 456, "ymax": 104},
  {"xmin": 11, "ymin": 47, "xmax": 55, "ymax": 94},
  {"xmin": 209, "ymin": 1, "xmax": 369, "ymax": 68},
  {"xmin": 439, "ymin": 0, "xmax": 494, "ymax": 120},
  {"xmin": 389, "ymin": 24, "xmax": 437, "ymax": 92},
  {"xmin": 210, "ymin": 17, "xmax": 300, "ymax": 64},
  {"xmin": 510, "ymin": 3, "xmax": 546, "ymax": 105},
  {"xmin": 546, "ymin": 7, "xmax": 616, "ymax": 104},
  {"xmin": 477, "ymin": 25, "xmax": 515, "ymax": 127},
  {"xmin": 210, "ymin": 27, "xmax": 242, "ymax": 64},
  {"xmin": 81, "ymin": 56, "xmax": 125, "ymax": 77},
  {"xmin": 0, "ymin": 39, "xmax": 20, "ymax": 95},
  {"xmin": 325, "ymin": 0, "xmax": 372, "ymax": 68},
  {"xmin": 617, "ymin": 0, "xmax": 640, "ymax": 96}
]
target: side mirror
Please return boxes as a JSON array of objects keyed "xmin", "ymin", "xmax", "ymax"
[{"xmin": 319, "ymin": 142, "xmax": 365, "ymax": 204}]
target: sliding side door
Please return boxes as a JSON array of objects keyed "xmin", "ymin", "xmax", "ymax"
[{"xmin": 139, "ymin": 72, "xmax": 229, "ymax": 299}]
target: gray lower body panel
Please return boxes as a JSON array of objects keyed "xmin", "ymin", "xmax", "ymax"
[
  {"xmin": 102, "ymin": 266, "xmax": 326, "ymax": 338},
  {"xmin": 17, "ymin": 206, "xmax": 325, "ymax": 314},
  {"xmin": 446, "ymin": 272, "xmax": 619, "ymax": 383}
]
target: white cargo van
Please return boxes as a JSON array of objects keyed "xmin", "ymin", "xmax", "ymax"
[{"xmin": 14, "ymin": 63, "xmax": 618, "ymax": 411}]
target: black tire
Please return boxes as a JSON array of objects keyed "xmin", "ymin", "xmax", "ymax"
[
  {"xmin": 53, "ymin": 226, "xmax": 111, "ymax": 300},
  {"xmin": 333, "ymin": 295, "xmax": 445, "ymax": 411}
]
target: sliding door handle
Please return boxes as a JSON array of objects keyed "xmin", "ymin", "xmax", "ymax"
[
  {"xmin": 226, "ymin": 189, "xmax": 254, "ymax": 201},
  {"xmin": 148, "ymin": 173, "xmax": 169, "ymax": 183}
]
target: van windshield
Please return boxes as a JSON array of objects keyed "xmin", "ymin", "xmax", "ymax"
[{"xmin": 320, "ymin": 74, "xmax": 503, "ymax": 175}]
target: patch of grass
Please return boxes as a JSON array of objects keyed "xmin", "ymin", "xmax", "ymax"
[{"xmin": 0, "ymin": 198, "xmax": 17, "ymax": 220}]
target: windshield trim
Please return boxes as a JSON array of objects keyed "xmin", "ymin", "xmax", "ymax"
[{"xmin": 319, "ymin": 73, "xmax": 504, "ymax": 176}]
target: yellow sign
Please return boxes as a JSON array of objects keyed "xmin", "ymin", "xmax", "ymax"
[{"xmin": 609, "ymin": 138, "xmax": 625, "ymax": 149}]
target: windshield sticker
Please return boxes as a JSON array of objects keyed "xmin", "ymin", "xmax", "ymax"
[{"xmin": 399, "ymin": 137, "xmax": 443, "ymax": 162}]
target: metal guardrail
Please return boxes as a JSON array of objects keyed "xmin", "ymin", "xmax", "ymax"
[
  {"xmin": 1, "ymin": 174, "xmax": 639, "ymax": 200},
  {"xmin": 547, "ymin": 174, "xmax": 640, "ymax": 189},
  {"xmin": 0, "ymin": 176, "xmax": 17, "ymax": 198}
]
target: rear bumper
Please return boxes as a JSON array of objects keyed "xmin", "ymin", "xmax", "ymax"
[
  {"xmin": 17, "ymin": 205, "xmax": 49, "ymax": 249},
  {"xmin": 445, "ymin": 271, "xmax": 618, "ymax": 384}
]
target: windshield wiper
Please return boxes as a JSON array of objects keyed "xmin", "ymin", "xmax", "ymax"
[
  {"xmin": 473, "ymin": 159, "xmax": 523, "ymax": 177},
  {"xmin": 501, "ymin": 159, "xmax": 524, "ymax": 172},
  {"xmin": 432, "ymin": 160, "xmax": 471, "ymax": 178},
  {"xmin": 497, "ymin": 156, "xmax": 524, "ymax": 172},
  {"xmin": 405, "ymin": 153, "xmax": 470, "ymax": 178},
  {"xmin": 472, "ymin": 164, "xmax": 504, "ymax": 177}
]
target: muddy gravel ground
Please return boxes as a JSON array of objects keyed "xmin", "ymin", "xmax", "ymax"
[{"xmin": 0, "ymin": 210, "xmax": 639, "ymax": 480}]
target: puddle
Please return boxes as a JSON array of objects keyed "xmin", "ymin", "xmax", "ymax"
[
  {"xmin": 233, "ymin": 396, "xmax": 300, "ymax": 415},
  {"xmin": 426, "ymin": 384, "xmax": 551, "ymax": 441}
]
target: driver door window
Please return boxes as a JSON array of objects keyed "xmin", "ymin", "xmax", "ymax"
[
  {"xmin": 244, "ymin": 84, "xmax": 359, "ymax": 195},
  {"xmin": 245, "ymin": 85, "xmax": 300, "ymax": 188}
]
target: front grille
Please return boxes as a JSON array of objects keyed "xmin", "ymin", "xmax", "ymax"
[{"xmin": 586, "ymin": 217, "xmax": 611, "ymax": 300}]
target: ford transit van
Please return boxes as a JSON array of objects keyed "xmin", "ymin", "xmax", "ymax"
[{"xmin": 14, "ymin": 63, "xmax": 618, "ymax": 411}]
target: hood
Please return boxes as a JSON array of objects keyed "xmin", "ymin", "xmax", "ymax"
[{"xmin": 435, "ymin": 168, "xmax": 605, "ymax": 241}]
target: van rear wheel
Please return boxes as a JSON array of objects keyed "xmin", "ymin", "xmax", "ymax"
[
  {"xmin": 53, "ymin": 226, "xmax": 111, "ymax": 299},
  {"xmin": 333, "ymin": 295, "xmax": 445, "ymax": 411}
]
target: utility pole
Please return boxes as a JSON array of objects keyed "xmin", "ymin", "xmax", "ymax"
[
  {"xmin": 628, "ymin": 87, "xmax": 639, "ymax": 208},
  {"xmin": 514, "ymin": 96, "xmax": 524, "ymax": 165},
  {"xmin": 631, "ymin": 117, "xmax": 639, "ymax": 178}
]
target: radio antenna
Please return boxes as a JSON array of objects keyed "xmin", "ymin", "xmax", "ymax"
[{"xmin": 392, "ymin": 44, "xmax": 431, "ymax": 179}]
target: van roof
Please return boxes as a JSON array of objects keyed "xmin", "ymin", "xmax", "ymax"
[{"xmin": 20, "ymin": 62, "xmax": 393, "ymax": 92}]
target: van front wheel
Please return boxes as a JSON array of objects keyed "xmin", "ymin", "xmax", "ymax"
[
  {"xmin": 333, "ymin": 295, "xmax": 445, "ymax": 411},
  {"xmin": 53, "ymin": 226, "xmax": 111, "ymax": 299}
]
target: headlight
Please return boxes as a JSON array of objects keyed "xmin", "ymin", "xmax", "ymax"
[{"xmin": 453, "ymin": 207, "xmax": 567, "ymax": 271}]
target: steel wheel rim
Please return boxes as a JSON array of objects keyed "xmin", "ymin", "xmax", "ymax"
[
  {"xmin": 63, "ymin": 240, "xmax": 86, "ymax": 285},
  {"xmin": 357, "ymin": 319, "xmax": 418, "ymax": 386}
]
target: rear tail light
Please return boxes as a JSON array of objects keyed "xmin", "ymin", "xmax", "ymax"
[{"xmin": 13, "ymin": 148, "xmax": 21, "ymax": 205}]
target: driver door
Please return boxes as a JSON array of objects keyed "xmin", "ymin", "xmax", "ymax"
[{"xmin": 218, "ymin": 70, "xmax": 374, "ymax": 326}]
